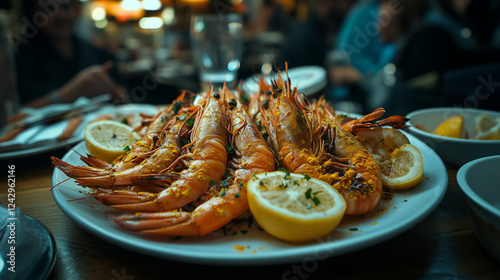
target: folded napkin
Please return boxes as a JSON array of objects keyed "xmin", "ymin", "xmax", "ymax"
[{"xmin": 0, "ymin": 97, "xmax": 113, "ymax": 152}]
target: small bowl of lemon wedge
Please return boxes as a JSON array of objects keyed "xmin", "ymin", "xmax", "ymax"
[{"xmin": 406, "ymin": 107, "xmax": 500, "ymax": 166}]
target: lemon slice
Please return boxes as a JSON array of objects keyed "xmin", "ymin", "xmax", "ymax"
[
  {"xmin": 382, "ymin": 144, "xmax": 424, "ymax": 190},
  {"xmin": 355, "ymin": 128, "xmax": 410, "ymax": 174},
  {"xmin": 84, "ymin": 120, "xmax": 140, "ymax": 163},
  {"xmin": 247, "ymin": 171, "xmax": 346, "ymax": 242},
  {"xmin": 474, "ymin": 114, "xmax": 500, "ymax": 140},
  {"xmin": 434, "ymin": 115, "xmax": 463, "ymax": 138}
]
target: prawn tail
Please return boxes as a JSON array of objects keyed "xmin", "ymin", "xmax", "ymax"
[
  {"xmin": 51, "ymin": 156, "xmax": 109, "ymax": 178},
  {"xmin": 80, "ymin": 154, "xmax": 113, "ymax": 169}
]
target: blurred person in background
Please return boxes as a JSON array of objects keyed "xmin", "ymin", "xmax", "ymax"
[
  {"xmin": 15, "ymin": 0, "xmax": 128, "ymax": 108},
  {"xmin": 327, "ymin": 0, "xmax": 395, "ymax": 110},
  {"xmin": 327, "ymin": 0, "xmax": 460, "ymax": 114},
  {"xmin": 277, "ymin": 0, "xmax": 357, "ymax": 68},
  {"xmin": 425, "ymin": 0, "xmax": 500, "ymax": 67},
  {"xmin": 425, "ymin": 0, "xmax": 476, "ymax": 51},
  {"xmin": 247, "ymin": 0, "xmax": 294, "ymax": 39},
  {"xmin": 378, "ymin": 0, "xmax": 459, "ymax": 115},
  {"xmin": 377, "ymin": 0, "xmax": 450, "ymax": 82}
]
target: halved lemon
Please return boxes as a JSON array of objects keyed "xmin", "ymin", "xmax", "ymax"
[
  {"xmin": 355, "ymin": 128, "xmax": 410, "ymax": 174},
  {"xmin": 474, "ymin": 114, "xmax": 500, "ymax": 140},
  {"xmin": 247, "ymin": 171, "xmax": 346, "ymax": 242},
  {"xmin": 381, "ymin": 144, "xmax": 424, "ymax": 190},
  {"xmin": 84, "ymin": 120, "xmax": 140, "ymax": 163},
  {"xmin": 434, "ymin": 115, "xmax": 463, "ymax": 138}
]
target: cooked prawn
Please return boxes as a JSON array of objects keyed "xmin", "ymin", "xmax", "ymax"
[
  {"xmin": 261, "ymin": 64, "xmax": 383, "ymax": 215},
  {"xmin": 111, "ymin": 90, "xmax": 275, "ymax": 235},
  {"xmin": 99, "ymin": 89, "xmax": 229, "ymax": 212},
  {"xmin": 51, "ymin": 108, "xmax": 196, "ymax": 189},
  {"xmin": 340, "ymin": 108, "xmax": 408, "ymax": 135},
  {"xmin": 80, "ymin": 91, "xmax": 192, "ymax": 171}
]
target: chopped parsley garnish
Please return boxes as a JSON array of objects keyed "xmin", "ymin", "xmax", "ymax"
[
  {"xmin": 120, "ymin": 118, "xmax": 128, "ymax": 125},
  {"xmin": 123, "ymin": 145, "xmax": 131, "ymax": 151},
  {"xmin": 226, "ymin": 144, "xmax": 235, "ymax": 155},
  {"xmin": 349, "ymin": 228, "xmax": 358, "ymax": 231},
  {"xmin": 305, "ymin": 188, "xmax": 312, "ymax": 199},
  {"xmin": 209, "ymin": 180, "xmax": 216, "ymax": 186},
  {"xmin": 221, "ymin": 178, "xmax": 231, "ymax": 188},
  {"xmin": 311, "ymin": 196, "xmax": 321, "ymax": 206},
  {"xmin": 173, "ymin": 102, "xmax": 182, "ymax": 114},
  {"xmin": 304, "ymin": 174, "xmax": 311, "ymax": 180},
  {"xmin": 240, "ymin": 94, "xmax": 249, "ymax": 104},
  {"xmin": 220, "ymin": 189, "xmax": 226, "ymax": 197},
  {"xmin": 234, "ymin": 193, "xmax": 240, "ymax": 198},
  {"xmin": 278, "ymin": 168, "xmax": 291, "ymax": 179},
  {"xmin": 304, "ymin": 188, "xmax": 321, "ymax": 207},
  {"xmin": 186, "ymin": 118, "xmax": 195, "ymax": 127}
]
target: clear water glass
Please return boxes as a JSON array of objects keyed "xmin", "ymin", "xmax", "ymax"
[{"xmin": 190, "ymin": 13, "xmax": 243, "ymax": 92}]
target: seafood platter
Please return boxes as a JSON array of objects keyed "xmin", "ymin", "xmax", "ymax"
[{"xmin": 51, "ymin": 65, "xmax": 447, "ymax": 265}]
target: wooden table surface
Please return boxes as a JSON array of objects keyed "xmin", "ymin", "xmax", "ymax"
[{"xmin": 1, "ymin": 150, "xmax": 500, "ymax": 280}]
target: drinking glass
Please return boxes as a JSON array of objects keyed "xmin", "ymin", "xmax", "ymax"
[{"xmin": 190, "ymin": 13, "xmax": 243, "ymax": 91}]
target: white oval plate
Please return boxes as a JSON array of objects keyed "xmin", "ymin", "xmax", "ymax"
[
  {"xmin": 51, "ymin": 132, "xmax": 447, "ymax": 265},
  {"xmin": 243, "ymin": 66, "xmax": 327, "ymax": 96}
]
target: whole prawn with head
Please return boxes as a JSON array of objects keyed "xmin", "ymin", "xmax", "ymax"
[
  {"xmin": 51, "ymin": 92, "xmax": 195, "ymax": 186},
  {"xmin": 111, "ymin": 89, "xmax": 276, "ymax": 236},
  {"xmin": 262, "ymin": 65, "xmax": 383, "ymax": 215},
  {"xmin": 97, "ymin": 89, "xmax": 230, "ymax": 212}
]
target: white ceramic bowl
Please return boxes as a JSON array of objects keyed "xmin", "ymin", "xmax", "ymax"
[
  {"xmin": 406, "ymin": 107, "xmax": 500, "ymax": 166},
  {"xmin": 457, "ymin": 155, "xmax": 500, "ymax": 263}
]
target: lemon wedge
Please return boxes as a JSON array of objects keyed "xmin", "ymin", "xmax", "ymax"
[
  {"xmin": 247, "ymin": 171, "xmax": 346, "ymax": 242},
  {"xmin": 84, "ymin": 120, "xmax": 140, "ymax": 163},
  {"xmin": 474, "ymin": 114, "xmax": 500, "ymax": 140},
  {"xmin": 434, "ymin": 115, "xmax": 464, "ymax": 138},
  {"xmin": 381, "ymin": 144, "xmax": 424, "ymax": 190}
]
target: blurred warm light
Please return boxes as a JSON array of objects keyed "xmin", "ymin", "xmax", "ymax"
[
  {"xmin": 142, "ymin": 0, "xmax": 162, "ymax": 11},
  {"xmin": 161, "ymin": 7, "xmax": 176, "ymax": 25},
  {"xmin": 91, "ymin": 1, "xmax": 144, "ymax": 22},
  {"xmin": 121, "ymin": 0, "xmax": 142, "ymax": 11},
  {"xmin": 139, "ymin": 17, "xmax": 164, "ymax": 29},
  {"xmin": 277, "ymin": 0, "xmax": 295, "ymax": 12},
  {"xmin": 261, "ymin": 63, "xmax": 272, "ymax": 75},
  {"xmin": 91, "ymin": 7, "xmax": 106, "ymax": 21},
  {"xmin": 95, "ymin": 18, "xmax": 109, "ymax": 29}
]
